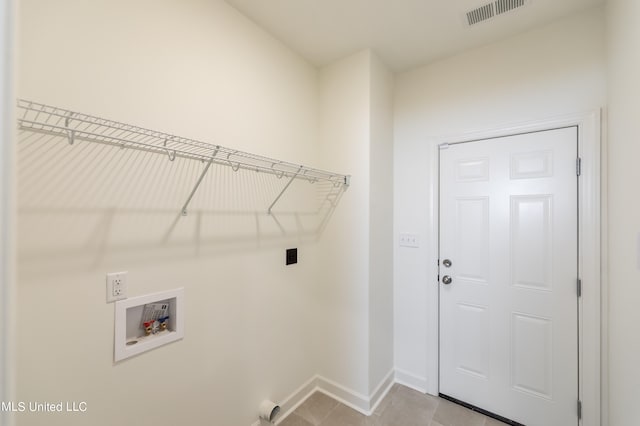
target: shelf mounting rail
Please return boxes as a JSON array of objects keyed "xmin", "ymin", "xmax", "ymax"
[{"xmin": 16, "ymin": 99, "xmax": 350, "ymax": 215}]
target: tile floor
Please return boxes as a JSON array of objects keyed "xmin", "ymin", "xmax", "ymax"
[{"xmin": 278, "ymin": 384, "xmax": 507, "ymax": 426}]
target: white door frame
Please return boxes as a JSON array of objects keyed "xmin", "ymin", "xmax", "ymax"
[
  {"xmin": 1, "ymin": 0, "xmax": 16, "ymax": 425},
  {"xmin": 425, "ymin": 111, "xmax": 603, "ymax": 426}
]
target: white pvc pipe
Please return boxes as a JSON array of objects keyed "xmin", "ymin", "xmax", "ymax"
[{"xmin": 258, "ymin": 400, "xmax": 281, "ymax": 423}]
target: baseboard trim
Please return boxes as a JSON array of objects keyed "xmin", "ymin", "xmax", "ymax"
[
  {"xmin": 315, "ymin": 375, "xmax": 369, "ymax": 414},
  {"xmin": 251, "ymin": 368, "xmax": 412, "ymax": 426},
  {"xmin": 316, "ymin": 367, "xmax": 396, "ymax": 416},
  {"xmin": 369, "ymin": 369, "xmax": 395, "ymax": 414},
  {"xmin": 252, "ymin": 368, "xmax": 409, "ymax": 425},
  {"xmin": 394, "ymin": 368, "xmax": 429, "ymax": 394}
]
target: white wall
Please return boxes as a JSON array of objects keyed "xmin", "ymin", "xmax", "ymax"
[
  {"xmin": 1, "ymin": 0, "xmax": 16, "ymax": 425},
  {"xmin": 17, "ymin": 0, "xmax": 395, "ymax": 422},
  {"xmin": 393, "ymin": 7, "xmax": 606, "ymax": 391},
  {"xmin": 16, "ymin": 1, "xmax": 324, "ymax": 425},
  {"xmin": 315, "ymin": 49, "xmax": 394, "ymax": 402},
  {"xmin": 606, "ymin": 1, "xmax": 640, "ymax": 425},
  {"xmin": 316, "ymin": 50, "xmax": 372, "ymax": 396},
  {"xmin": 17, "ymin": 0, "xmax": 616, "ymax": 424},
  {"xmin": 368, "ymin": 53, "xmax": 394, "ymax": 394}
]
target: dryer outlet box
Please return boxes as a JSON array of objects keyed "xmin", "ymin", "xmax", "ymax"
[{"xmin": 286, "ymin": 248, "xmax": 298, "ymax": 265}]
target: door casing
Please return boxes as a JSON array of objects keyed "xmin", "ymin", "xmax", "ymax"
[
  {"xmin": 1, "ymin": 1, "xmax": 16, "ymax": 425},
  {"xmin": 424, "ymin": 111, "xmax": 604, "ymax": 426}
]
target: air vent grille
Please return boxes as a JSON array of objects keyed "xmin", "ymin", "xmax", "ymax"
[
  {"xmin": 466, "ymin": 3, "xmax": 495, "ymax": 26},
  {"xmin": 495, "ymin": 0, "xmax": 526, "ymax": 15},
  {"xmin": 465, "ymin": 0, "xmax": 530, "ymax": 26}
]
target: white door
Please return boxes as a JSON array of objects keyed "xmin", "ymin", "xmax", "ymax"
[{"xmin": 439, "ymin": 127, "xmax": 578, "ymax": 426}]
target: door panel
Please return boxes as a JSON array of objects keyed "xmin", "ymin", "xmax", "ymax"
[
  {"xmin": 511, "ymin": 195, "xmax": 553, "ymax": 290},
  {"xmin": 439, "ymin": 127, "xmax": 578, "ymax": 426},
  {"xmin": 455, "ymin": 302, "xmax": 490, "ymax": 379},
  {"xmin": 511, "ymin": 312, "xmax": 553, "ymax": 399},
  {"xmin": 455, "ymin": 197, "xmax": 489, "ymax": 283}
]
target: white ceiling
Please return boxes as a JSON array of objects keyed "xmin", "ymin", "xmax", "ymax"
[{"xmin": 225, "ymin": 0, "xmax": 604, "ymax": 71}]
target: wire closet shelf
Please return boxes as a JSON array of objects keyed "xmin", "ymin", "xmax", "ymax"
[{"xmin": 17, "ymin": 99, "xmax": 350, "ymax": 215}]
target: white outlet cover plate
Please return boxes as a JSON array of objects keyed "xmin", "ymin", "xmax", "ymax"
[
  {"xmin": 399, "ymin": 233, "xmax": 419, "ymax": 248},
  {"xmin": 106, "ymin": 271, "xmax": 128, "ymax": 303}
]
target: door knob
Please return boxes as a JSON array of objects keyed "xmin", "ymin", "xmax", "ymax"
[
  {"xmin": 442, "ymin": 275, "xmax": 452, "ymax": 285},
  {"xmin": 442, "ymin": 259, "xmax": 452, "ymax": 268}
]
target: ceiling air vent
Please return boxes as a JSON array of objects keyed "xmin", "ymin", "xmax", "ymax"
[
  {"xmin": 466, "ymin": 3, "xmax": 495, "ymax": 26},
  {"xmin": 465, "ymin": 0, "xmax": 530, "ymax": 26},
  {"xmin": 495, "ymin": 0, "xmax": 526, "ymax": 15}
]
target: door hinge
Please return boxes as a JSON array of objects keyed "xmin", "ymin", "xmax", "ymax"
[
  {"xmin": 577, "ymin": 400, "xmax": 582, "ymax": 419},
  {"xmin": 576, "ymin": 157, "xmax": 582, "ymax": 176},
  {"xmin": 577, "ymin": 278, "xmax": 582, "ymax": 297}
]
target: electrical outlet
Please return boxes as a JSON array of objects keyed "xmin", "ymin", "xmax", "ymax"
[{"xmin": 106, "ymin": 271, "xmax": 128, "ymax": 303}]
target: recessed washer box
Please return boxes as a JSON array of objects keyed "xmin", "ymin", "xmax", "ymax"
[{"xmin": 114, "ymin": 288, "xmax": 184, "ymax": 362}]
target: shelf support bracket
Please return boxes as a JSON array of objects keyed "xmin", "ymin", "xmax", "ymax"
[
  {"xmin": 180, "ymin": 148, "xmax": 218, "ymax": 216},
  {"xmin": 65, "ymin": 115, "xmax": 75, "ymax": 145},
  {"xmin": 268, "ymin": 166, "xmax": 303, "ymax": 215},
  {"xmin": 164, "ymin": 139, "xmax": 176, "ymax": 161}
]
